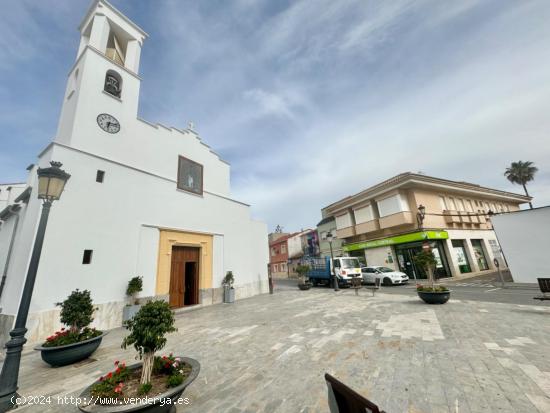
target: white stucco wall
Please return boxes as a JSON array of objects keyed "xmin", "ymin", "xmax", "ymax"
[
  {"xmin": 492, "ymin": 208, "xmax": 550, "ymax": 283},
  {"xmin": 0, "ymin": 1, "xmax": 269, "ymax": 345}
]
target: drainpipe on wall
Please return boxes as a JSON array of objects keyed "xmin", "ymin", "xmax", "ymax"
[{"xmin": 0, "ymin": 206, "xmax": 21, "ymax": 303}]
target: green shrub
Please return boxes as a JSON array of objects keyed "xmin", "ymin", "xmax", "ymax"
[
  {"xmin": 413, "ymin": 250, "xmax": 438, "ymax": 289},
  {"xmin": 295, "ymin": 265, "xmax": 310, "ymax": 284},
  {"xmin": 122, "ymin": 300, "xmax": 177, "ymax": 384},
  {"xmin": 222, "ymin": 271, "xmax": 234, "ymax": 288},
  {"xmin": 126, "ymin": 276, "xmax": 143, "ymax": 304},
  {"xmin": 137, "ymin": 382, "xmax": 152, "ymax": 395},
  {"xmin": 56, "ymin": 289, "xmax": 95, "ymax": 332},
  {"xmin": 43, "ymin": 327, "xmax": 101, "ymax": 347},
  {"xmin": 167, "ymin": 374, "xmax": 184, "ymax": 388}
]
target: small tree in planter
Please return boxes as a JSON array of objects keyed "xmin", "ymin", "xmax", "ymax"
[
  {"xmin": 222, "ymin": 271, "xmax": 235, "ymax": 303},
  {"xmin": 126, "ymin": 276, "xmax": 143, "ymax": 305},
  {"xmin": 79, "ymin": 301, "xmax": 200, "ymax": 411},
  {"xmin": 122, "ymin": 300, "xmax": 177, "ymax": 385},
  {"xmin": 35, "ymin": 289, "xmax": 104, "ymax": 366},
  {"xmin": 295, "ymin": 264, "xmax": 311, "ymax": 290},
  {"xmin": 57, "ymin": 289, "xmax": 96, "ymax": 333},
  {"xmin": 413, "ymin": 250, "xmax": 450, "ymax": 304},
  {"xmin": 123, "ymin": 276, "xmax": 143, "ymax": 322}
]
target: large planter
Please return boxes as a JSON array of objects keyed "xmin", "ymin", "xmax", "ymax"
[
  {"xmin": 417, "ymin": 290, "xmax": 451, "ymax": 304},
  {"xmin": 78, "ymin": 357, "xmax": 200, "ymax": 413},
  {"xmin": 35, "ymin": 331, "xmax": 107, "ymax": 367},
  {"xmin": 224, "ymin": 286, "xmax": 235, "ymax": 303},
  {"xmin": 123, "ymin": 304, "xmax": 142, "ymax": 323},
  {"xmin": 298, "ymin": 283, "xmax": 312, "ymax": 291}
]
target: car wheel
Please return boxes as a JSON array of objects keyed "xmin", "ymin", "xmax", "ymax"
[{"xmin": 383, "ymin": 277, "xmax": 392, "ymax": 286}]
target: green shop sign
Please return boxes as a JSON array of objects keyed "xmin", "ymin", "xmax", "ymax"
[{"xmin": 343, "ymin": 231, "xmax": 449, "ymax": 252}]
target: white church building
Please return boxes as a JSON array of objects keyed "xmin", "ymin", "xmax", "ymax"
[{"xmin": 0, "ymin": 0, "xmax": 269, "ymax": 346}]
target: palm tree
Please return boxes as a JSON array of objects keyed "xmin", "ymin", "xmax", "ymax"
[{"xmin": 504, "ymin": 161, "xmax": 538, "ymax": 209}]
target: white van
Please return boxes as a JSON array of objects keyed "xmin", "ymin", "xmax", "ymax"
[{"xmin": 331, "ymin": 257, "xmax": 362, "ymax": 286}]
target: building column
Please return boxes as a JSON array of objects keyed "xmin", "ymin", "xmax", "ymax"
[
  {"xmin": 89, "ymin": 15, "xmax": 110, "ymax": 53},
  {"xmin": 443, "ymin": 238, "xmax": 460, "ymax": 277},
  {"xmin": 125, "ymin": 40, "xmax": 142, "ymax": 73}
]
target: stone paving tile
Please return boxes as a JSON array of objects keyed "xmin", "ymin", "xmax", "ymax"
[{"xmin": 7, "ymin": 289, "xmax": 550, "ymax": 412}]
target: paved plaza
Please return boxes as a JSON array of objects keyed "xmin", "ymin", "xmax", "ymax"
[{"xmin": 9, "ymin": 287, "xmax": 550, "ymax": 413}]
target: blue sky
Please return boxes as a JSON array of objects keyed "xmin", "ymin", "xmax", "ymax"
[{"xmin": 1, "ymin": 0, "xmax": 549, "ymax": 232}]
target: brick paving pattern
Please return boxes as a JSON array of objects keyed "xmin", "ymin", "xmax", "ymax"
[{"xmin": 9, "ymin": 289, "xmax": 550, "ymax": 412}]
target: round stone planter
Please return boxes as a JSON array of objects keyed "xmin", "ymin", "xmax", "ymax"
[
  {"xmin": 417, "ymin": 290, "xmax": 451, "ymax": 304},
  {"xmin": 78, "ymin": 357, "xmax": 200, "ymax": 413},
  {"xmin": 298, "ymin": 283, "xmax": 312, "ymax": 291},
  {"xmin": 34, "ymin": 332, "xmax": 107, "ymax": 367}
]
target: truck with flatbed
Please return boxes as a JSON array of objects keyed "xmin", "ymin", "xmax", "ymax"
[{"xmin": 304, "ymin": 256, "xmax": 362, "ymax": 287}]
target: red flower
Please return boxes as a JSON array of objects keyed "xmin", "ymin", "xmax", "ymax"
[
  {"xmin": 114, "ymin": 360, "xmax": 119, "ymax": 365},
  {"xmin": 115, "ymin": 368, "xmax": 121, "ymax": 375},
  {"xmin": 107, "ymin": 372, "xmax": 113, "ymax": 379},
  {"xmin": 99, "ymin": 376, "xmax": 104, "ymax": 382}
]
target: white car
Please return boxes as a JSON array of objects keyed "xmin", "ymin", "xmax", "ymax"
[{"xmin": 361, "ymin": 266, "xmax": 409, "ymax": 286}]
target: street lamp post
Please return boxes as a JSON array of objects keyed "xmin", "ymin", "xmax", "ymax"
[
  {"xmin": 416, "ymin": 204, "xmax": 426, "ymax": 229},
  {"xmin": 0, "ymin": 161, "xmax": 70, "ymax": 412},
  {"xmin": 324, "ymin": 231, "xmax": 339, "ymax": 291}
]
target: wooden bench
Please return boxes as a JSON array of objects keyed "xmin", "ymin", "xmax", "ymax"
[
  {"xmin": 325, "ymin": 373, "xmax": 386, "ymax": 413},
  {"xmin": 364, "ymin": 277, "xmax": 381, "ymax": 296},
  {"xmin": 534, "ymin": 278, "xmax": 550, "ymax": 301}
]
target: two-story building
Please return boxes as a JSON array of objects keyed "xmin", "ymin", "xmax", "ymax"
[
  {"xmin": 321, "ymin": 173, "xmax": 531, "ymax": 279},
  {"xmin": 0, "ymin": 0, "xmax": 268, "ymax": 346},
  {"xmin": 269, "ymin": 233, "xmax": 291, "ymax": 278}
]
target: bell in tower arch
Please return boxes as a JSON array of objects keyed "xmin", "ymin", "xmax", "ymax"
[{"xmin": 104, "ymin": 70, "xmax": 122, "ymax": 98}]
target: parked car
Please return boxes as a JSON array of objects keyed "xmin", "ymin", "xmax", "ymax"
[{"xmin": 361, "ymin": 266, "xmax": 409, "ymax": 286}]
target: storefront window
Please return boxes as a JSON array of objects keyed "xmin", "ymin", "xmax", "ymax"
[
  {"xmin": 471, "ymin": 239, "xmax": 489, "ymax": 270},
  {"xmin": 395, "ymin": 240, "xmax": 451, "ymax": 280},
  {"xmin": 451, "ymin": 240, "xmax": 471, "ymax": 273}
]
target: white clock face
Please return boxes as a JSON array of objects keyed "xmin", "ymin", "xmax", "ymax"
[{"xmin": 97, "ymin": 113, "xmax": 120, "ymax": 134}]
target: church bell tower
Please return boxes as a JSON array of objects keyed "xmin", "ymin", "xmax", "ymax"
[{"xmin": 55, "ymin": 0, "xmax": 148, "ymax": 151}]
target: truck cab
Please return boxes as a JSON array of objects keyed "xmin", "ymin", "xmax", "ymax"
[{"xmin": 332, "ymin": 257, "xmax": 362, "ymax": 285}]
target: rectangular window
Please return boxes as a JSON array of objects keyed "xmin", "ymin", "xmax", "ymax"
[
  {"xmin": 335, "ymin": 212, "xmax": 353, "ymax": 229},
  {"xmin": 281, "ymin": 244, "xmax": 286, "ymax": 253},
  {"xmin": 471, "ymin": 239, "xmax": 489, "ymax": 270},
  {"xmin": 439, "ymin": 196, "xmax": 448, "ymax": 210},
  {"xmin": 271, "ymin": 248, "xmax": 276, "ymax": 257},
  {"xmin": 273, "ymin": 264, "xmax": 278, "ymax": 272},
  {"xmin": 377, "ymin": 194, "xmax": 408, "ymax": 217},
  {"xmin": 466, "ymin": 200, "xmax": 473, "ymax": 212},
  {"xmin": 451, "ymin": 240, "xmax": 471, "ymax": 273},
  {"xmin": 448, "ymin": 197, "xmax": 457, "ymax": 210},
  {"xmin": 96, "ymin": 170, "xmax": 105, "ymax": 183},
  {"xmin": 457, "ymin": 198, "xmax": 465, "ymax": 211},
  {"xmin": 354, "ymin": 204, "xmax": 374, "ymax": 224},
  {"xmin": 82, "ymin": 249, "xmax": 93, "ymax": 264},
  {"xmin": 177, "ymin": 155, "xmax": 203, "ymax": 195}
]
